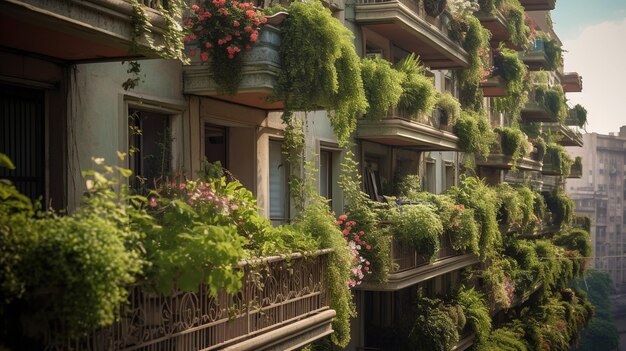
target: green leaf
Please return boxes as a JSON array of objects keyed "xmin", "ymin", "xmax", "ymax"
[{"xmin": 0, "ymin": 153, "xmax": 15, "ymax": 170}]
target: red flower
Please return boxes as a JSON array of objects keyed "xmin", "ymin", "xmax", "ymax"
[
  {"xmin": 339, "ymin": 214, "xmax": 348, "ymax": 221},
  {"xmin": 191, "ymin": 4, "xmax": 200, "ymax": 11},
  {"xmin": 203, "ymin": 11, "xmax": 212, "ymax": 18},
  {"xmin": 366, "ymin": 245, "xmax": 372, "ymax": 250},
  {"xmin": 200, "ymin": 51, "xmax": 209, "ymax": 62},
  {"xmin": 205, "ymin": 42, "xmax": 212, "ymax": 48},
  {"xmin": 233, "ymin": 20, "xmax": 240, "ymax": 27},
  {"xmin": 149, "ymin": 197, "xmax": 158, "ymax": 207}
]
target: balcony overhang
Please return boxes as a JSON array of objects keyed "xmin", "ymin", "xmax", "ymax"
[
  {"xmin": 561, "ymin": 72, "xmax": 583, "ymax": 92},
  {"xmin": 0, "ymin": 0, "xmax": 166, "ymax": 61},
  {"xmin": 183, "ymin": 26, "xmax": 283, "ymax": 110},
  {"xmin": 519, "ymin": 50, "xmax": 550, "ymax": 71},
  {"xmin": 354, "ymin": 1, "xmax": 469, "ymax": 69},
  {"xmin": 356, "ymin": 117, "xmax": 459, "ymax": 151},
  {"xmin": 543, "ymin": 123, "xmax": 583, "ymax": 147},
  {"xmin": 568, "ymin": 170, "xmax": 582, "ymax": 179},
  {"xmin": 519, "ymin": 0, "xmax": 556, "ymax": 11},
  {"xmin": 358, "ymin": 254, "xmax": 480, "ymax": 291},
  {"xmin": 475, "ymin": 10, "xmax": 520, "ymax": 49},
  {"xmin": 480, "ymin": 76, "xmax": 507, "ymax": 97},
  {"xmin": 477, "ymin": 154, "xmax": 543, "ymax": 172},
  {"xmin": 521, "ymin": 102, "xmax": 554, "ymax": 122}
]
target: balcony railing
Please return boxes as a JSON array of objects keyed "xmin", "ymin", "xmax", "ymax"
[
  {"xmin": 519, "ymin": 39, "xmax": 550, "ymax": 71},
  {"xmin": 45, "ymin": 250, "xmax": 334, "ymax": 351},
  {"xmin": 542, "ymin": 123, "xmax": 583, "ymax": 147},
  {"xmin": 356, "ymin": 107, "xmax": 459, "ymax": 151},
  {"xmin": 354, "ymin": 0, "xmax": 469, "ymax": 68},
  {"xmin": 391, "ymin": 232, "xmax": 460, "ymax": 273}
]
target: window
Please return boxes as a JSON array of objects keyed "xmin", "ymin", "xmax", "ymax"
[
  {"xmin": 319, "ymin": 149, "xmax": 333, "ymax": 203},
  {"xmin": 0, "ymin": 84, "xmax": 45, "ymax": 204},
  {"xmin": 204, "ymin": 124, "xmax": 227, "ymax": 167},
  {"xmin": 129, "ymin": 109, "xmax": 171, "ymax": 189},
  {"xmin": 269, "ymin": 140, "xmax": 289, "ymax": 225},
  {"xmin": 424, "ymin": 159, "xmax": 436, "ymax": 193},
  {"xmin": 444, "ymin": 161, "xmax": 455, "ymax": 191}
]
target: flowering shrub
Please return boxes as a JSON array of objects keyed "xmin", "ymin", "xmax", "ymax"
[
  {"xmin": 337, "ymin": 214, "xmax": 372, "ymax": 287},
  {"xmin": 184, "ymin": 0, "xmax": 267, "ymax": 93}
]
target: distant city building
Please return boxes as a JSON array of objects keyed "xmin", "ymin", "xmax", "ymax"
[{"xmin": 567, "ymin": 126, "xmax": 626, "ymax": 292}]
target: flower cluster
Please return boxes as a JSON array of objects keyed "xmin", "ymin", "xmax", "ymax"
[
  {"xmin": 184, "ymin": 0, "xmax": 267, "ymax": 61},
  {"xmin": 337, "ymin": 214, "xmax": 372, "ymax": 288}
]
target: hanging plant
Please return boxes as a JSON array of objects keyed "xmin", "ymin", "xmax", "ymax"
[
  {"xmin": 492, "ymin": 46, "xmax": 529, "ymax": 120},
  {"xmin": 424, "ymin": 0, "xmax": 448, "ymax": 17},
  {"xmin": 272, "ymin": 1, "xmax": 367, "ymax": 145},
  {"xmin": 458, "ymin": 17, "xmax": 491, "ymax": 111},
  {"xmin": 395, "ymin": 54, "xmax": 436, "ymax": 117},
  {"xmin": 435, "ymin": 92, "xmax": 461, "ymax": 126},
  {"xmin": 537, "ymin": 32, "xmax": 563, "ymax": 70},
  {"xmin": 454, "ymin": 110, "xmax": 496, "ymax": 159},
  {"xmin": 361, "ymin": 57, "xmax": 405, "ymax": 120},
  {"xmin": 569, "ymin": 104, "xmax": 588, "ymax": 128},
  {"xmin": 501, "ymin": 0, "xmax": 530, "ymax": 48},
  {"xmin": 389, "ymin": 204, "xmax": 443, "ymax": 262},
  {"xmin": 184, "ymin": 0, "xmax": 267, "ymax": 94}
]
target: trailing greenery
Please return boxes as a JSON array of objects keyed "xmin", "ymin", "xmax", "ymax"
[
  {"xmin": 553, "ymin": 228, "xmax": 591, "ymax": 258},
  {"xmin": 449, "ymin": 177, "xmax": 500, "ymax": 258},
  {"xmin": 360, "ymin": 57, "xmax": 405, "ymax": 120},
  {"xmin": 544, "ymin": 143, "xmax": 573, "ymax": 176},
  {"xmin": 454, "ymin": 110, "xmax": 496, "ymax": 159},
  {"xmin": 273, "ymin": 1, "xmax": 367, "ymax": 145},
  {"xmin": 569, "ymin": 104, "xmax": 588, "ymax": 128},
  {"xmin": 571, "ymin": 156, "xmax": 582, "ymax": 174},
  {"xmin": 501, "ymin": 0, "xmax": 530, "ymax": 48},
  {"xmin": 497, "ymin": 127, "xmax": 528, "ymax": 159},
  {"xmin": 457, "ymin": 286, "xmax": 492, "ymax": 343},
  {"xmin": 395, "ymin": 54, "xmax": 436, "ymax": 117},
  {"xmin": 537, "ymin": 32, "xmax": 563, "ymax": 70},
  {"xmin": 477, "ymin": 326, "xmax": 528, "ymax": 351},
  {"xmin": 435, "ymin": 91, "xmax": 462, "ymax": 126},
  {"xmin": 492, "ymin": 46, "xmax": 529, "ymax": 119},
  {"xmin": 407, "ymin": 292, "xmax": 464, "ymax": 351},
  {"xmin": 458, "ymin": 16, "xmax": 491, "ymax": 111},
  {"xmin": 389, "ymin": 204, "xmax": 443, "ymax": 261}
]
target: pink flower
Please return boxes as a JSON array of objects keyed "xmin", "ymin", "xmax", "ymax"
[
  {"xmin": 336, "ymin": 220, "xmax": 343, "ymax": 225},
  {"xmin": 342, "ymin": 229, "xmax": 350, "ymax": 235},
  {"xmin": 364, "ymin": 266, "xmax": 369, "ymax": 271},
  {"xmin": 230, "ymin": 204, "xmax": 239, "ymax": 211},
  {"xmin": 217, "ymin": 39, "xmax": 225, "ymax": 45},
  {"xmin": 246, "ymin": 10, "xmax": 256, "ymax": 19},
  {"xmin": 189, "ymin": 33, "xmax": 197, "ymax": 40},
  {"xmin": 200, "ymin": 51, "xmax": 209, "ymax": 62},
  {"xmin": 149, "ymin": 197, "xmax": 158, "ymax": 208},
  {"xmin": 183, "ymin": 35, "xmax": 192, "ymax": 44},
  {"xmin": 203, "ymin": 11, "xmax": 212, "ymax": 18},
  {"xmin": 191, "ymin": 4, "xmax": 200, "ymax": 11},
  {"xmin": 225, "ymin": 35, "xmax": 232, "ymax": 41},
  {"xmin": 366, "ymin": 245, "xmax": 372, "ymax": 250},
  {"xmin": 233, "ymin": 20, "xmax": 240, "ymax": 27},
  {"xmin": 339, "ymin": 214, "xmax": 348, "ymax": 221},
  {"xmin": 205, "ymin": 42, "xmax": 212, "ymax": 48},
  {"xmin": 244, "ymin": 26, "xmax": 253, "ymax": 33},
  {"xmin": 234, "ymin": 31, "xmax": 241, "ymax": 36},
  {"xmin": 245, "ymin": 44, "xmax": 251, "ymax": 49},
  {"xmin": 232, "ymin": 0, "xmax": 238, "ymax": 5},
  {"xmin": 262, "ymin": 17, "xmax": 267, "ymax": 23},
  {"xmin": 250, "ymin": 32, "xmax": 258, "ymax": 42}
]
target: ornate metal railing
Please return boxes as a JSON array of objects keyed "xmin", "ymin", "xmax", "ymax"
[
  {"xmin": 391, "ymin": 232, "xmax": 461, "ymax": 272},
  {"xmin": 45, "ymin": 250, "xmax": 331, "ymax": 351}
]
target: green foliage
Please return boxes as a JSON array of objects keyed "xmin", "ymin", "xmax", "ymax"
[
  {"xmin": 448, "ymin": 177, "xmax": 500, "ymax": 258},
  {"xmin": 435, "ymin": 91, "xmax": 462, "ymax": 126},
  {"xmin": 449, "ymin": 207, "xmax": 481, "ymax": 255},
  {"xmin": 424, "ymin": 0, "xmax": 448, "ymax": 17},
  {"xmin": 454, "ymin": 110, "xmax": 496, "ymax": 158},
  {"xmin": 569, "ymin": 104, "xmax": 588, "ymax": 128},
  {"xmin": 544, "ymin": 143, "xmax": 573, "ymax": 176},
  {"xmin": 554, "ymin": 229, "xmax": 591, "ymax": 258},
  {"xmin": 458, "ymin": 286, "xmax": 492, "ymax": 343},
  {"xmin": 502, "ymin": 0, "xmax": 530, "ymax": 48},
  {"xmin": 360, "ymin": 57, "xmax": 405, "ymax": 120},
  {"xmin": 408, "ymin": 292, "xmax": 462, "ymax": 351},
  {"xmin": 544, "ymin": 86, "xmax": 568, "ymax": 122},
  {"xmin": 395, "ymin": 54, "xmax": 436, "ymax": 117},
  {"xmin": 538, "ymin": 33, "xmax": 563, "ymax": 70},
  {"xmin": 477, "ymin": 326, "xmax": 528, "ymax": 351},
  {"xmin": 0, "ymin": 161, "xmax": 146, "ymax": 338},
  {"xmin": 459, "ymin": 16, "xmax": 491, "ymax": 111},
  {"xmin": 274, "ymin": 1, "xmax": 367, "ymax": 144},
  {"xmin": 498, "ymin": 127, "xmax": 526, "ymax": 159},
  {"xmin": 294, "ymin": 204, "xmax": 355, "ymax": 347},
  {"xmin": 492, "ymin": 46, "xmax": 529, "ymax": 119},
  {"xmin": 389, "ymin": 204, "xmax": 443, "ymax": 261}
]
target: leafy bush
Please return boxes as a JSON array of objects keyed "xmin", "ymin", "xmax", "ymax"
[
  {"xmin": 448, "ymin": 177, "xmax": 500, "ymax": 259},
  {"xmin": 449, "ymin": 206, "xmax": 480, "ymax": 255},
  {"xmin": 554, "ymin": 229, "xmax": 591, "ymax": 258},
  {"xmin": 569, "ymin": 104, "xmax": 588, "ymax": 128},
  {"xmin": 458, "ymin": 16, "xmax": 491, "ymax": 111},
  {"xmin": 389, "ymin": 204, "xmax": 443, "ymax": 261},
  {"xmin": 544, "ymin": 143, "xmax": 573, "ymax": 176},
  {"xmin": 395, "ymin": 54, "xmax": 436, "ymax": 117},
  {"xmin": 478, "ymin": 326, "xmax": 528, "ymax": 351},
  {"xmin": 543, "ymin": 86, "xmax": 568, "ymax": 122},
  {"xmin": 457, "ymin": 286, "xmax": 492, "ymax": 343},
  {"xmin": 502, "ymin": 0, "xmax": 530, "ymax": 48},
  {"xmin": 538, "ymin": 33, "xmax": 563, "ymax": 70},
  {"xmin": 492, "ymin": 46, "xmax": 529, "ymax": 118},
  {"xmin": 435, "ymin": 91, "xmax": 461, "ymax": 125},
  {"xmin": 454, "ymin": 110, "xmax": 496, "ymax": 158},
  {"xmin": 273, "ymin": 1, "xmax": 367, "ymax": 144},
  {"xmin": 408, "ymin": 293, "xmax": 462, "ymax": 351},
  {"xmin": 361, "ymin": 57, "xmax": 405, "ymax": 120}
]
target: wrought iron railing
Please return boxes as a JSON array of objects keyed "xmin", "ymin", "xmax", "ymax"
[{"xmin": 45, "ymin": 250, "xmax": 331, "ymax": 351}]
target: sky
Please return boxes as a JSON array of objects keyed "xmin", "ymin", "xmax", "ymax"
[{"xmin": 552, "ymin": 0, "xmax": 626, "ymax": 135}]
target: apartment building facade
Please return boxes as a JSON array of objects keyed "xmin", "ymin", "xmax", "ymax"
[
  {"xmin": 0, "ymin": 0, "xmax": 594, "ymax": 349},
  {"xmin": 567, "ymin": 128, "xmax": 626, "ymax": 292}
]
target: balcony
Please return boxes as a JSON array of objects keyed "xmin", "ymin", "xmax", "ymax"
[
  {"xmin": 521, "ymin": 88, "xmax": 561, "ymax": 123},
  {"xmin": 45, "ymin": 251, "xmax": 335, "ymax": 351},
  {"xmin": 0, "ymin": 0, "xmax": 169, "ymax": 61},
  {"xmin": 475, "ymin": 8, "xmax": 519, "ymax": 49},
  {"xmin": 480, "ymin": 76, "xmax": 507, "ymax": 97},
  {"xmin": 518, "ymin": 0, "xmax": 556, "ymax": 11},
  {"xmin": 477, "ymin": 154, "xmax": 543, "ymax": 172},
  {"xmin": 358, "ymin": 233, "xmax": 480, "ymax": 291},
  {"xmin": 519, "ymin": 40, "xmax": 550, "ymax": 71},
  {"xmin": 561, "ymin": 72, "xmax": 583, "ymax": 93},
  {"xmin": 184, "ymin": 25, "xmax": 283, "ymax": 110},
  {"xmin": 543, "ymin": 123, "xmax": 583, "ymax": 147},
  {"xmin": 356, "ymin": 108, "xmax": 459, "ymax": 150},
  {"xmin": 354, "ymin": 0, "xmax": 469, "ymax": 68}
]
